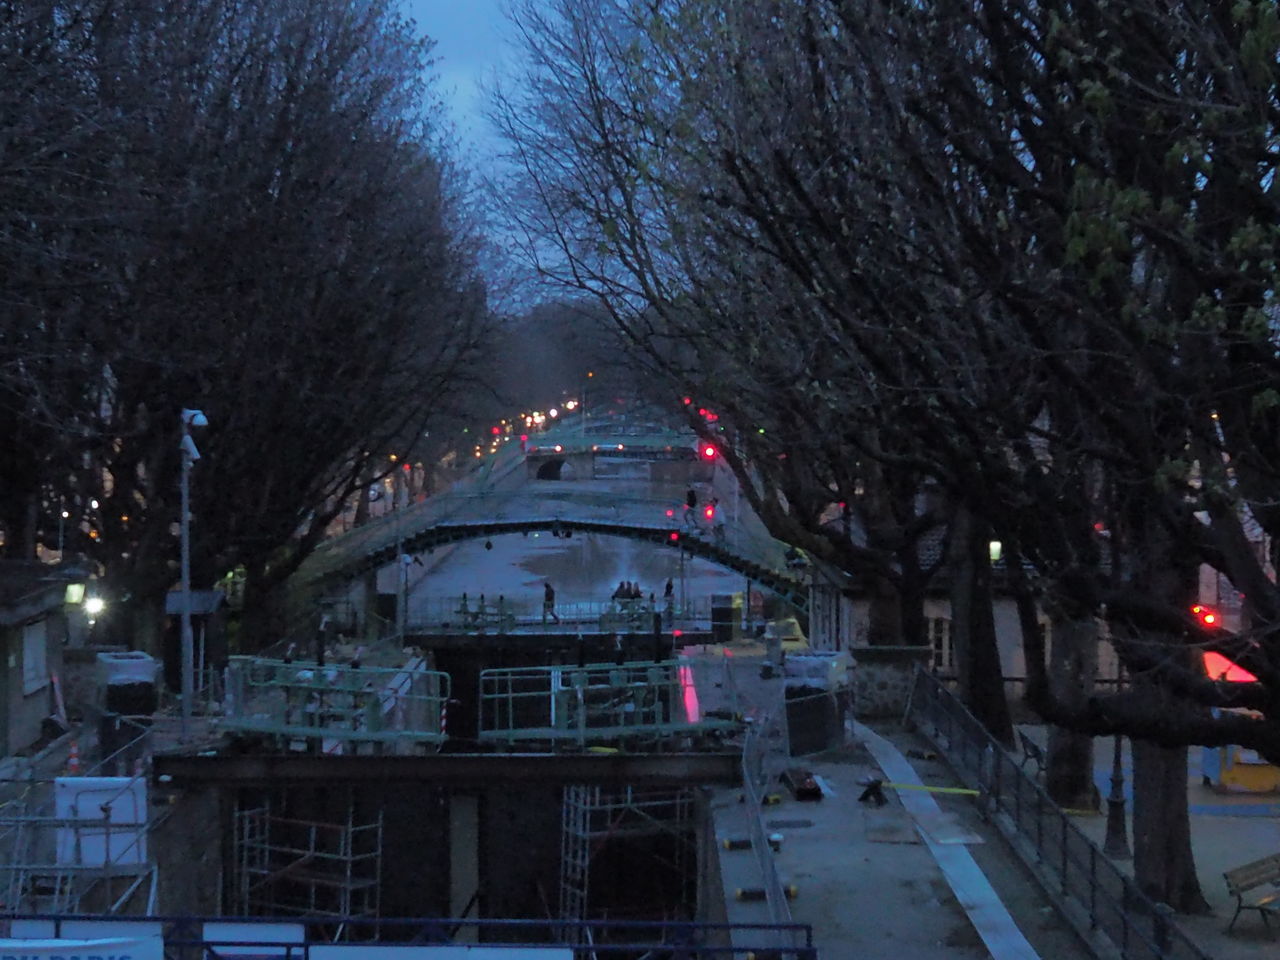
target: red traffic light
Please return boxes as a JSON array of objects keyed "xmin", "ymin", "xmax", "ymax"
[
  {"xmin": 700, "ymin": 444, "xmax": 717, "ymax": 461},
  {"xmin": 704, "ymin": 504, "xmax": 715, "ymax": 520},
  {"xmin": 1191, "ymin": 604, "xmax": 1219, "ymax": 627}
]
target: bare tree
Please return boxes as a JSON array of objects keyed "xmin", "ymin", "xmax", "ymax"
[
  {"xmin": 497, "ymin": 0, "xmax": 1280, "ymax": 907},
  {"xmin": 0, "ymin": 0, "xmax": 493, "ymax": 649}
]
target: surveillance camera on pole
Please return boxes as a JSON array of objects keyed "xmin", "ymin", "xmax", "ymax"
[{"xmin": 179, "ymin": 407, "xmax": 208, "ymax": 741}]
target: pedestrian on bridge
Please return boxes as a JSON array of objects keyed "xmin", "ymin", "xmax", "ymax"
[
  {"xmin": 543, "ymin": 582, "xmax": 560, "ymax": 624},
  {"xmin": 684, "ymin": 486, "xmax": 700, "ymax": 531}
]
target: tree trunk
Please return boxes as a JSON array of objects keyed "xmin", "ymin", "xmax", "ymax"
[
  {"xmin": 898, "ymin": 549, "xmax": 927, "ymax": 647},
  {"xmin": 950, "ymin": 507, "xmax": 1013, "ymax": 744},
  {"xmin": 1045, "ymin": 616, "xmax": 1098, "ymax": 808},
  {"xmin": 1132, "ymin": 737, "xmax": 1209, "ymax": 913},
  {"xmin": 865, "ymin": 572, "xmax": 902, "ymax": 646},
  {"xmin": 239, "ymin": 557, "xmax": 286, "ymax": 654},
  {"xmin": 1124, "ymin": 514, "xmax": 1207, "ymax": 912}
]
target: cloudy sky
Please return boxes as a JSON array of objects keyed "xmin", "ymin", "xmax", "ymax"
[{"xmin": 404, "ymin": 0, "xmax": 513, "ymax": 159}]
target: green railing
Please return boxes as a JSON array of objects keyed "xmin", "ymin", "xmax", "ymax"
[
  {"xmin": 477, "ymin": 659, "xmax": 739, "ymax": 746},
  {"xmin": 221, "ymin": 657, "xmax": 449, "ymax": 748}
]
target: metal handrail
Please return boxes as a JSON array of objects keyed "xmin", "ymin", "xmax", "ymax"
[
  {"xmin": 906, "ymin": 669, "xmax": 1211, "ymax": 960},
  {"xmin": 407, "ymin": 595, "xmax": 711, "ymax": 632},
  {"xmin": 477, "ymin": 659, "xmax": 739, "ymax": 745},
  {"xmin": 740, "ymin": 713, "xmax": 799, "ymax": 951},
  {"xmin": 2, "ymin": 912, "xmax": 817, "ymax": 957},
  {"xmin": 220, "ymin": 657, "xmax": 450, "ymax": 745}
]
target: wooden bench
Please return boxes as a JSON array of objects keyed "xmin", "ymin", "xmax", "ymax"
[
  {"xmin": 1225, "ymin": 852, "xmax": 1280, "ymax": 936},
  {"xmin": 1018, "ymin": 730, "xmax": 1046, "ymax": 775}
]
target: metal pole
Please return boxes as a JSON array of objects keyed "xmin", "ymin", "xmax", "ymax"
[
  {"xmin": 679, "ymin": 546, "xmax": 686, "ymax": 616},
  {"xmin": 180, "ymin": 437, "xmax": 194, "ymax": 741},
  {"xmin": 1103, "ymin": 732, "xmax": 1131, "ymax": 858},
  {"xmin": 395, "ymin": 476, "xmax": 406, "ymax": 640}
]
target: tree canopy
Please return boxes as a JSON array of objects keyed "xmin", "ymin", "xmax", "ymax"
[
  {"xmin": 497, "ymin": 0, "xmax": 1280, "ymax": 906},
  {"xmin": 0, "ymin": 0, "xmax": 492, "ymax": 645}
]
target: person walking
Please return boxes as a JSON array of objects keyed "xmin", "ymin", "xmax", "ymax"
[
  {"xmin": 543, "ymin": 582, "xmax": 560, "ymax": 624},
  {"xmin": 684, "ymin": 486, "xmax": 699, "ymax": 530}
]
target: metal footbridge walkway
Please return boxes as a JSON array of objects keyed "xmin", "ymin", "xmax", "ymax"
[{"xmin": 293, "ymin": 457, "xmax": 809, "ymax": 613}]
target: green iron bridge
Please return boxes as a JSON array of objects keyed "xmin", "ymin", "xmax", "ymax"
[{"xmin": 290, "ymin": 433, "xmax": 809, "ymax": 616}]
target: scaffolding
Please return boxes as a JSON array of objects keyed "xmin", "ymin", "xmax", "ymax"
[
  {"xmin": 234, "ymin": 793, "xmax": 383, "ymax": 921},
  {"xmin": 0, "ymin": 775, "xmax": 157, "ymax": 916},
  {"xmin": 559, "ymin": 785, "xmax": 696, "ymax": 938}
]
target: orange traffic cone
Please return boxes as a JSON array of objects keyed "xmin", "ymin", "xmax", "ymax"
[{"xmin": 66, "ymin": 740, "xmax": 81, "ymax": 775}]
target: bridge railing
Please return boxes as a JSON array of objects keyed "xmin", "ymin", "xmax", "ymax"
[
  {"xmin": 406, "ymin": 596, "xmax": 714, "ymax": 633},
  {"xmin": 477, "ymin": 659, "xmax": 739, "ymax": 746},
  {"xmin": 1, "ymin": 913, "xmax": 816, "ymax": 958},
  {"xmin": 220, "ymin": 657, "xmax": 449, "ymax": 748}
]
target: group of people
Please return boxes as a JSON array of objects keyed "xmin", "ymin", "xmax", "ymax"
[{"xmin": 611, "ymin": 580, "xmax": 646, "ymax": 601}]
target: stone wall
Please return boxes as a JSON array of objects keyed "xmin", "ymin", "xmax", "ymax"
[{"xmin": 850, "ymin": 646, "xmax": 932, "ymax": 718}]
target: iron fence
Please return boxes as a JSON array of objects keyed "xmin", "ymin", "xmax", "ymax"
[
  {"xmin": 1, "ymin": 913, "xmax": 816, "ymax": 958},
  {"xmin": 477, "ymin": 658, "xmax": 739, "ymax": 746},
  {"xmin": 905, "ymin": 669, "xmax": 1211, "ymax": 960},
  {"xmin": 740, "ymin": 707, "xmax": 798, "ymax": 952}
]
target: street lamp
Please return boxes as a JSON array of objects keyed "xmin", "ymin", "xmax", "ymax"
[{"xmin": 179, "ymin": 407, "xmax": 208, "ymax": 740}]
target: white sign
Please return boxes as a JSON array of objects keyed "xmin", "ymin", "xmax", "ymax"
[
  {"xmin": 54, "ymin": 777, "xmax": 148, "ymax": 867},
  {"xmin": 0, "ymin": 936, "xmax": 164, "ymax": 960}
]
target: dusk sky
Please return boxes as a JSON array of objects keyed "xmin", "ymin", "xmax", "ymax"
[{"xmin": 404, "ymin": 0, "xmax": 513, "ymax": 160}]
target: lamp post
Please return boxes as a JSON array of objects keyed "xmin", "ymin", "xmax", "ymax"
[{"xmin": 179, "ymin": 408, "xmax": 208, "ymax": 740}]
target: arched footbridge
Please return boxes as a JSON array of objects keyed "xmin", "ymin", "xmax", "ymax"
[{"xmin": 294, "ymin": 485, "xmax": 810, "ymax": 613}]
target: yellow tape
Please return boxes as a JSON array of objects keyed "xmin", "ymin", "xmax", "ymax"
[
  {"xmin": 881, "ymin": 782, "xmax": 1100, "ymax": 816},
  {"xmin": 882, "ymin": 782, "xmax": 978, "ymax": 796}
]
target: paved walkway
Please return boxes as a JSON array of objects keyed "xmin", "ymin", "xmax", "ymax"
[
  {"xmin": 1017, "ymin": 727, "xmax": 1280, "ymax": 960},
  {"xmin": 718, "ymin": 721, "xmax": 1093, "ymax": 960}
]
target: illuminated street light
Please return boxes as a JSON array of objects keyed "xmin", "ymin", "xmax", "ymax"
[{"xmin": 84, "ymin": 596, "xmax": 105, "ymax": 616}]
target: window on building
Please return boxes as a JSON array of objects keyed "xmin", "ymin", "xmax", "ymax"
[
  {"xmin": 929, "ymin": 617, "xmax": 953, "ymax": 673},
  {"xmin": 22, "ymin": 619, "xmax": 49, "ymax": 695}
]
